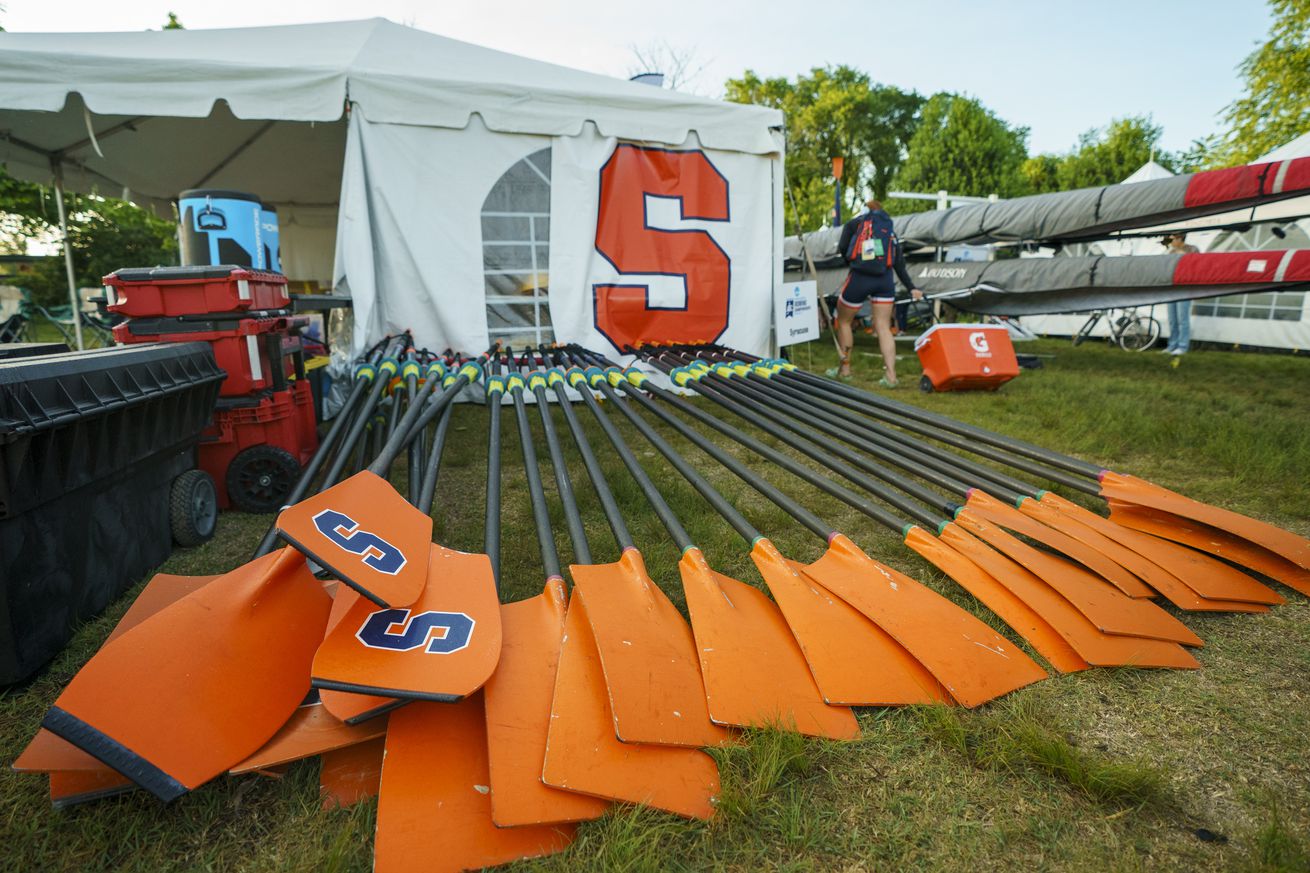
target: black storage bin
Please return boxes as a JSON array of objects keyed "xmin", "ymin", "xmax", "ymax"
[{"xmin": 0, "ymin": 343, "xmax": 224, "ymax": 682}]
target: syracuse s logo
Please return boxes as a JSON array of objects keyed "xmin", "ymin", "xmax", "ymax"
[
  {"xmin": 968, "ymin": 331, "xmax": 991, "ymax": 354},
  {"xmin": 311, "ymin": 509, "xmax": 407, "ymax": 575},
  {"xmin": 356, "ymin": 609, "xmax": 475, "ymax": 654}
]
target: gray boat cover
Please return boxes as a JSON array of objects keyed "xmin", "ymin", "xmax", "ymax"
[{"xmin": 785, "ymin": 156, "xmax": 1310, "ymax": 257}]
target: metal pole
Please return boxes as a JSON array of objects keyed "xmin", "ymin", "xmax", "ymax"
[{"xmin": 52, "ymin": 162, "xmax": 85, "ymax": 351}]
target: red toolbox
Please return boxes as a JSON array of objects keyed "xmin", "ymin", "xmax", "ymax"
[
  {"xmin": 114, "ymin": 316, "xmax": 295, "ymax": 397},
  {"xmin": 104, "ymin": 265, "xmax": 289, "ymax": 318},
  {"xmin": 913, "ymin": 324, "xmax": 1020, "ymax": 392},
  {"xmin": 198, "ymin": 380, "xmax": 318, "ymax": 511}
]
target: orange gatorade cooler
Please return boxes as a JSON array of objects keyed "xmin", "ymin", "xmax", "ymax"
[{"xmin": 913, "ymin": 324, "xmax": 1019, "ymax": 392}]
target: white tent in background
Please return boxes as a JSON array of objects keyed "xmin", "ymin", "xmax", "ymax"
[
  {"xmin": 0, "ymin": 19, "xmax": 784, "ymax": 356},
  {"xmin": 1022, "ymin": 144, "xmax": 1310, "ymax": 351}
]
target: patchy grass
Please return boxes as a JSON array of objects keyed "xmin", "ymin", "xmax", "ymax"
[{"xmin": 2, "ymin": 335, "xmax": 1309, "ymax": 871}]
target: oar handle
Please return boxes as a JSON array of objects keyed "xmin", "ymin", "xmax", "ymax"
[{"xmin": 559, "ymin": 355, "xmax": 695, "ymax": 553}]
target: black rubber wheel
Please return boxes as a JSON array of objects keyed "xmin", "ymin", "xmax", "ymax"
[
  {"xmin": 170, "ymin": 469, "xmax": 218, "ymax": 547},
  {"xmin": 227, "ymin": 445, "xmax": 301, "ymax": 513},
  {"xmin": 919, "ymin": 374, "xmax": 934, "ymax": 393}
]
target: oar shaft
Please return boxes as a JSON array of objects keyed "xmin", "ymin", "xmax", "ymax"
[
  {"xmin": 531, "ymin": 375, "xmax": 592, "ymax": 565},
  {"xmin": 405, "ymin": 364, "xmax": 424, "ymax": 506},
  {"xmin": 321, "ymin": 340, "xmax": 407, "ymax": 488},
  {"xmin": 485, "ymin": 360, "xmax": 504, "ymax": 586},
  {"xmin": 508, "ymin": 362, "xmax": 562, "ymax": 579},
  {"xmin": 415, "ymin": 399, "xmax": 456, "ymax": 516},
  {"xmin": 565, "ymin": 363, "xmax": 695, "ymax": 553},
  {"xmin": 550, "ymin": 373, "xmax": 634, "ymax": 551}
]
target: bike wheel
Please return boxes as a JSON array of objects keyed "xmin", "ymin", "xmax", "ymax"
[
  {"xmin": 1072, "ymin": 314, "xmax": 1099, "ymax": 346},
  {"xmin": 1118, "ymin": 317, "xmax": 1163, "ymax": 352}
]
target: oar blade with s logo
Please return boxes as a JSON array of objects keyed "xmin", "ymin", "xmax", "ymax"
[
  {"xmin": 277, "ymin": 470, "xmax": 432, "ymax": 608},
  {"xmin": 311, "ymin": 544, "xmax": 502, "ymax": 702}
]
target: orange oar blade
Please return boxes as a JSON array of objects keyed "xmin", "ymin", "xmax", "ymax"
[
  {"xmin": 1107, "ymin": 503, "xmax": 1310, "ymax": 597},
  {"xmin": 320, "ymin": 736, "xmax": 385, "ymax": 810},
  {"xmin": 16, "ymin": 572, "xmax": 219, "ymax": 775},
  {"xmin": 485, "ymin": 579, "xmax": 610, "ymax": 827},
  {"xmin": 903, "ymin": 526, "xmax": 1090, "ymax": 674},
  {"xmin": 1039, "ymin": 493, "xmax": 1283, "ymax": 609},
  {"xmin": 318, "ymin": 587, "xmax": 401, "ymax": 722},
  {"xmin": 964, "ymin": 491, "xmax": 1153, "ymax": 598},
  {"xmin": 570, "ymin": 548, "xmax": 730, "ymax": 746},
  {"xmin": 790, "ymin": 535, "xmax": 1046, "ymax": 707},
  {"xmin": 312, "ymin": 543, "xmax": 501, "ymax": 702},
  {"xmin": 41, "ymin": 548, "xmax": 331, "ymax": 801},
  {"xmin": 939, "ymin": 524, "xmax": 1200, "ymax": 670},
  {"xmin": 750, "ymin": 539, "xmax": 951, "ymax": 707},
  {"xmin": 955, "ymin": 510, "xmax": 1203, "ymax": 646},
  {"xmin": 543, "ymin": 595, "xmax": 718, "ymax": 819},
  {"xmin": 678, "ymin": 548, "xmax": 859, "ymax": 740},
  {"xmin": 49, "ymin": 769, "xmax": 134, "ymax": 809},
  {"xmin": 375, "ymin": 695, "xmax": 576, "ymax": 873},
  {"xmin": 228, "ymin": 703, "xmax": 387, "ymax": 775},
  {"xmin": 1098, "ymin": 471, "xmax": 1310, "ymax": 571},
  {"xmin": 277, "ymin": 470, "xmax": 431, "ymax": 608}
]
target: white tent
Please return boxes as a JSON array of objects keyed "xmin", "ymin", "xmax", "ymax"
[
  {"xmin": 1022, "ymin": 149, "xmax": 1310, "ymax": 351},
  {"xmin": 0, "ymin": 19, "xmax": 784, "ymax": 356}
]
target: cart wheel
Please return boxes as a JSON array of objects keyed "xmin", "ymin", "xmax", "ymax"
[
  {"xmin": 171, "ymin": 469, "xmax": 218, "ymax": 547},
  {"xmin": 919, "ymin": 374, "xmax": 934, "ymax": 393},
  {"xmin": 227, "ymin": 445, "xmax": 301, "ymax": 513}
]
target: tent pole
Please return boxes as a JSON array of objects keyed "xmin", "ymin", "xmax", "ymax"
[{"xmin": 52, "ymin": 161, "xmax": 85, "ymax": 351}]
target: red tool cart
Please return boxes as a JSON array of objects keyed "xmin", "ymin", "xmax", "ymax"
[
  {"xmin": 105, "ymin": 265, "xmax": 318, "ymax": 512},
  {"xmin": 913, "ymin": 324, "xmax": 1020, "ymax": 392}
]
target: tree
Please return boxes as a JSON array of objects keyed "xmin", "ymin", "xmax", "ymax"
[
  {"xmin": 627, "ymin": 41, "xmax": 707, "ymax": 94},
  {"xmin": 725, "ymin": 66, "xmax": 922, "ymax": 228},
  {"xmin": 1023, "ymin": 116, "xmax": 1174, "ymax": 194},
  {"xmin": 1212, "ymin": 0, "xmax": 1310, "ymax": 166},
  {"xmin": 890, "ymin": 93, "xmax": 1029, "ymax": 209},
  {"xmin": 163, "ymin": 12, "xmax": 184, "ymax": 30}
]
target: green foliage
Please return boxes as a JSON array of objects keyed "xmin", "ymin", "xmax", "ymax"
[
  {"xmin": 1246, "ymin": 801, "xmax": 1310, "ymax": 872},
  {"xmin": 1212, "ymin": 0, "xmax": 1310, "ymax": 166},
  {"xmin": 163, "ymin": 12, "xmax": 184, "ymax": 30},
  {"xmin": 1023, "ymin": 116, "xmax": 1175, "ymax": 194},
  {"xmin": 0, "ymin": 167, "xmax": 56, "ymax": 253},
  {"xmin": 888, "ymin": 93, "xmax": 1029, "ymax": 211},
  {"xmin": 725, "ymin": 66, "xmax": 922, "ymax": 228}
]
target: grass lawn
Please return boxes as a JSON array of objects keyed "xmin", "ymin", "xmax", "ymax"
[{"xmin": 3, "ymin": 335, "xmax": 1308, "ymax": 872}]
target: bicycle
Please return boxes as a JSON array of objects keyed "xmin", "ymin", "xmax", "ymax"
[{"xmin": 1072, "ymin": 306, "xmax": 1162, "ymax": 352}]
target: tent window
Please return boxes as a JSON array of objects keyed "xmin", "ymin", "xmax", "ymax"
[
  {"xmin": 482, "ymin": 148, "xmax": 552, "ymax": 346},
  {"xmin": 1194, "ymin": 289, "xmax": 1306, "ymax": 321}
]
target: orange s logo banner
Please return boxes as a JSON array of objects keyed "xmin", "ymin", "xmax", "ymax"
[{"xmin": 593, "ymin": 144, "xmax": 731, "ymax": 351}]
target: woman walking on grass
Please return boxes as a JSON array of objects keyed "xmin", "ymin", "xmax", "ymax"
[{"xmin": 828, "ymin": 198, "xmax": 922, "ymax": 386}]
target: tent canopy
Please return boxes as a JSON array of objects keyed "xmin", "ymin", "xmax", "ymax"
[{"xmin": 0, "ymin": 18, "xmax": 782, "ymax": 211}]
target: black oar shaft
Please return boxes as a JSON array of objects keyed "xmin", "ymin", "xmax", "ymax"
[
  {"xmin": 415, "ymin": 399, "xmax": 456, "ymax": 516},
  {"xmin": 509, "ymin": 366, "xmax": 562, "ymax": 579},
  {"xmin": 551, "ymin": 375, "xmax": 634, "ymax": 551},
  {"xmin": 485, "ymin": 361, "xmax": 504, "ymax": 587},
  {"xmin": 405, "ymin": 365, "xmax": 423, "ymax": 506},
  {"xmin": 612, "ymin": 380, "xmax": 832, "ymax": 541},
  {"xmin": 531, "ymin": 374, "xmax": 592, "ymax": 565},
  {"xmin": 567, "ymin": 368, "xmax": 695, "ymax": 553},
  {"xmin": 321, "ymin": 342, "xmax": 407, "ymax": 488}
]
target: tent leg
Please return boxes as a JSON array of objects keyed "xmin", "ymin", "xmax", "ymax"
[{"xmin": 52, "ymin": 162, "xmax": 85, "ymax": 352}]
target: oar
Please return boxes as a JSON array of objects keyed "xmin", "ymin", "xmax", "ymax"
[
  {"xmin": 277, "ymin": 356, "xmax": 487, "ymax": 607},
  {"xmin": 40, "ymin": 547, "xmax": 332, "ymax": 801},
  {"xmin": 560, "ymin": 362, "xmax": 859, "ymax": 740},
  {"xmin": 707, "ymin": 355, "xmax": 1282, "ymax": 612},
  {"xmin": 586, "ymin": 361, "xmax": 1050, "ymax": 708},
  {"xmin": 522, "ymin": 349, "xmax": 731, "ymax": 748},
  {"xmin": 252, "ymin": 337, "xmax": 400, "ymax": 557},
  {"xmin": 659, "ymin": 354, "xmax": 1203, "ymax": 648},
  {"xmin": 495, "ymin": 354, "xmax": 717, "ymax": 819},
  {"xmin": 627, "ymin": 354, "xmax": 1198, "ymax": 671},
  {"xmin": 728, "ymin": 349, "xmax": 1310, "ymax": 572},
  {"xmin": 481, "ymin": 358, "xmax": 611, "ymax": 827}
]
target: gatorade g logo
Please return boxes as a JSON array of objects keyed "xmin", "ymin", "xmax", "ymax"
[
  {"xmin": 969, "ymin": 332, "xmax": 991, "ymax": 354},
  {"xmin": 312, "ymin": 510, "xmax": 407, "ymax": 575},
  {"xmin": 356, "ymin": 608, "xmax": 475, "ymax": 655},
  {"xmin": 593, "ymin": 144, "xmax": 731, "ymax": 351}
]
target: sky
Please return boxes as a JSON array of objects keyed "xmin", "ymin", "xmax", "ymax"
[{"xmin": 1, "ymin": 0, "xmax": 1274, "ymax": 155}]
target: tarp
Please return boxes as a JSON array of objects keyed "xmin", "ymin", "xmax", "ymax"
[
  {"xmin": 0, "ymin": 19, "xmax": 783, "ymax": 356},
  {"xmin": 890, "ymin": 157, "xmax": 1310, "ymax": 250},
  {"xmin": 907, "ymin": 250, "xmax": 1310, "ymax": 315}
]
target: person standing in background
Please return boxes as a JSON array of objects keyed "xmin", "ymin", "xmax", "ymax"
[
  {"xmin": 1163, "ymin": 232, "xmax": 1199, "ymax": 355},
  {"xmin": 828, "ymin": 198, "xmax": 922, "ymax": 385}
]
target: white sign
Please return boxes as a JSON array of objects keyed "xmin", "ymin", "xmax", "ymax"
[{"xmin": 774, "ymin": 280, "xmax": 820, "ymax": 347}]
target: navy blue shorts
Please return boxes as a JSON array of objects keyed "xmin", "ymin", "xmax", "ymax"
[{"xmin": 837, "ymin": 272, "xmax": 895, "ymax": 309}]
